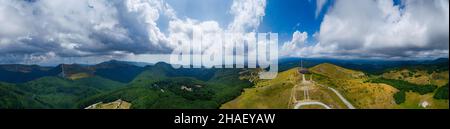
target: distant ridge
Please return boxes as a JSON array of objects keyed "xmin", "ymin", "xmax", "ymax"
[
  {"xmin": 278, "ymin": 57, "xmax": 449, "ymax": 74},
  {"xmin": 0, "ymin": 60, "xmax": 151, "ymax": 83}
]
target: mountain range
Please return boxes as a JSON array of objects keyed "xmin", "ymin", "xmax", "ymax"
[{"xmin": 0, "ymin": 58, "xmax": 448, "ymax": 109}]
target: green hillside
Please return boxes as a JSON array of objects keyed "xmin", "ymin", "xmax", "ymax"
[
  {"xmin": 221, "ymin": 68, "xmax": 298, "ymax": 109},
  {"xmin": 0, "ymin": 76, "xmax": 126, "ymax": 109},
  {"xmin": 310, "ymin": 63, "xmax": 366, "ymax": 79},
  {"xmin": 78, "ymin": 68, "xmax": 252, "ymax": 109},
  {"xmin": 1, "ymin": 60, "xmax": 447, "ymax": 109},
  {"xmin": 0, "ymin": 82, "xmax": 46, "ymax": 109},
  {"xmin": 222, "ymin": 63, "xmax": 448, "ymax": 109},
  {"xmin": 0, "ymin": 61, "xmax": 253, "ymax": 109}
]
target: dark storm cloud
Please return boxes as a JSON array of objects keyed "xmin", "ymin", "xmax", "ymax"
[
  {"xmin": 0, "ymin": 0, "xmax": 175, "ymax": 63},
  {"xmin": 1, "ymin": 0, "xmax": 268, "ymax": 65}
]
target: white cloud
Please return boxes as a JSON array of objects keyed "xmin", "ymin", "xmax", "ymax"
[
  {"xmin": 315, "ymin": 0, "xmax": 328, "ymax": 18},
  {"xmin": 166, "ymin": 0, "xmax": 267, "ymax": 57},
  {"xmin": 0, "ymin": 0, "xmax": 268, "ymax": 64},
  {"xmin": 167, "ymin": 19, "xmax": 223, "ymax": 51},
  {"xmin": 284, "ymin": 0, "xmax": 449, "ymax": 60},
  {"xmin": 280, "ymin": 31, "xmax": 308, "ymax": 57},
  {"xmin": 0, "ymin": 0, "xmax": 173, "ymax": 58},
  {"xmin": 228, "ymin": 0, "xmax": 267, "ymax": 32}
]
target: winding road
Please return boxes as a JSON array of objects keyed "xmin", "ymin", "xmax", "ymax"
[
  {"xmin": 294, "ymin": 101, "xmax": 332, "ymax": 109},
  {"xmin": 317, "ymin": 83, "xmax": 355, "ymax": 109}
]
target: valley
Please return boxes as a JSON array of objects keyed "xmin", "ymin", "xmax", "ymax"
[{"xmin": 1, "ymin": 61, "xmax": 253, "ymax": 109}]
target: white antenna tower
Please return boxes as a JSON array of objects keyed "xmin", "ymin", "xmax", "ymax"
[
  {"xmin": 61, "ymin": 58, "xmax": 66, "ymax": 78},
  {"xmin": 300, "ymin": 59, "xmax": 303, "ymax": 69},
  {"xmin": 14, "ymin": 55, "xmax": 18, "ymax": 71}
]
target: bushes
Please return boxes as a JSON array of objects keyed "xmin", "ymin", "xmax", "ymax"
[
  {"xmin": 369, "ymin": 78, "xmax": 437, "ymax": 95},
  {"xmin": 77, "ymin": 72, "xmax": 252, "ymax": 109},
  {"xmin": 433, "ymin": 84, "xmax": 449, "ymax": 100},
  {"xmin": 393, "ymin": 90, "xmax": 406, "ymax": 104},
  {"xmin": 369, "ymin": 78, "xmax": 448, "ymax": 104},
  {"xmin": 157, "ymin": 79, "xmax": 215, "ymax": 101}
]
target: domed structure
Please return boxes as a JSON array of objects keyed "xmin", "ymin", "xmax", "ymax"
[{"xmin": 299, "ymin": 60, "xmax": 310, "ymax": 74}]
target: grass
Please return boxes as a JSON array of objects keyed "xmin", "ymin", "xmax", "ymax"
[
  {"xmin": 309, "ymin": 63, "xmax": 366, "ymax": 79},
  {"xmin": 221, "ymin": 67, "xmax": 352, "ymax": 109},
  {"xmin": 220, "ymin": 68, "xmax": 298, "ymax": 109},
  {"xmin": 311, "ymin": 64, "xmax": 399, "ymax": 109},
  {"xmin": 2, "ymin": 61, "xmax": 448, "ymax": 109},
  {"xmin": 68, "ymin": 73, "xmax": 91, "ymax": 80},
  {"xmin": 310, "ymin": 85, "xmax": 349, "ymax": 109},
  {"xmin": 395, "ymin": 91, "xmax": 449, "ymax": 109},
  {"xmin": 377, "ymin": 67, "xmax": 449, "ymax": 109},
  {"xmin": 382, "ymin": 69, "xmax": 448, "ymax": 86},
  {"xmin": 368, "ymin": 78, "xmax": 437, "ymax": 95}
]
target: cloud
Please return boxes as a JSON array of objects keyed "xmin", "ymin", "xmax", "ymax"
[
  {"xmin": 167, "ymin": 18, "xmax": 224, "ymax": 52},
  {"xmin": 283, "ymin": 0, "xmax": 449, "ymax": 60},
  {"xmin": 315, "ymin": 0, "xmax": 328, "ymax": 18},
  {"xmin": 0, "ymin": 0, "xmax": 175, "ymax": 60},
  {"xmin": 0, "ymin": 0, "xmax": 268, "ymax": 64},
  {"xmin": 280, "ymin": 31, "xmax": 308, "ymax": 56},
  {"xmin": 166, "ymin": 0, "xmax": 267, "ymax": 65},
  {"xmin": 228, "ymin": 0, "xmax": 267, "ymax": 32}
]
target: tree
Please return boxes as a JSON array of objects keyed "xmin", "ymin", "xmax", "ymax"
[{"xmin": 393, "ymin": 90, "xmax": 406, "ymax": 104}]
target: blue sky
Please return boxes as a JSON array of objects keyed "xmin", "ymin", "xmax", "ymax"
[
  {"xmin": 259, "ymin": 0, "xmax": 329, "ymax": 44},
  {"xmin": 164, "ymin": 0, "xmax": 331, "ymax": 45}
]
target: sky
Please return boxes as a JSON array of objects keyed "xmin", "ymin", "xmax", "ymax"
[{"xmin": 0, "ymin": 0, "xmax": 448, "ymax": 65}]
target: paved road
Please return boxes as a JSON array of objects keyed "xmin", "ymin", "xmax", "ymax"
[
  {"xmin": 290, "ymin": 71, "xmax": 356, "ymax": 109},
  {"xmin": 294, "ymin": 101, "xmax": 332, "ymax": 109},
  {"xmin": 317, "ymin": 83, "xmax": 356, "ymax": 109}
]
